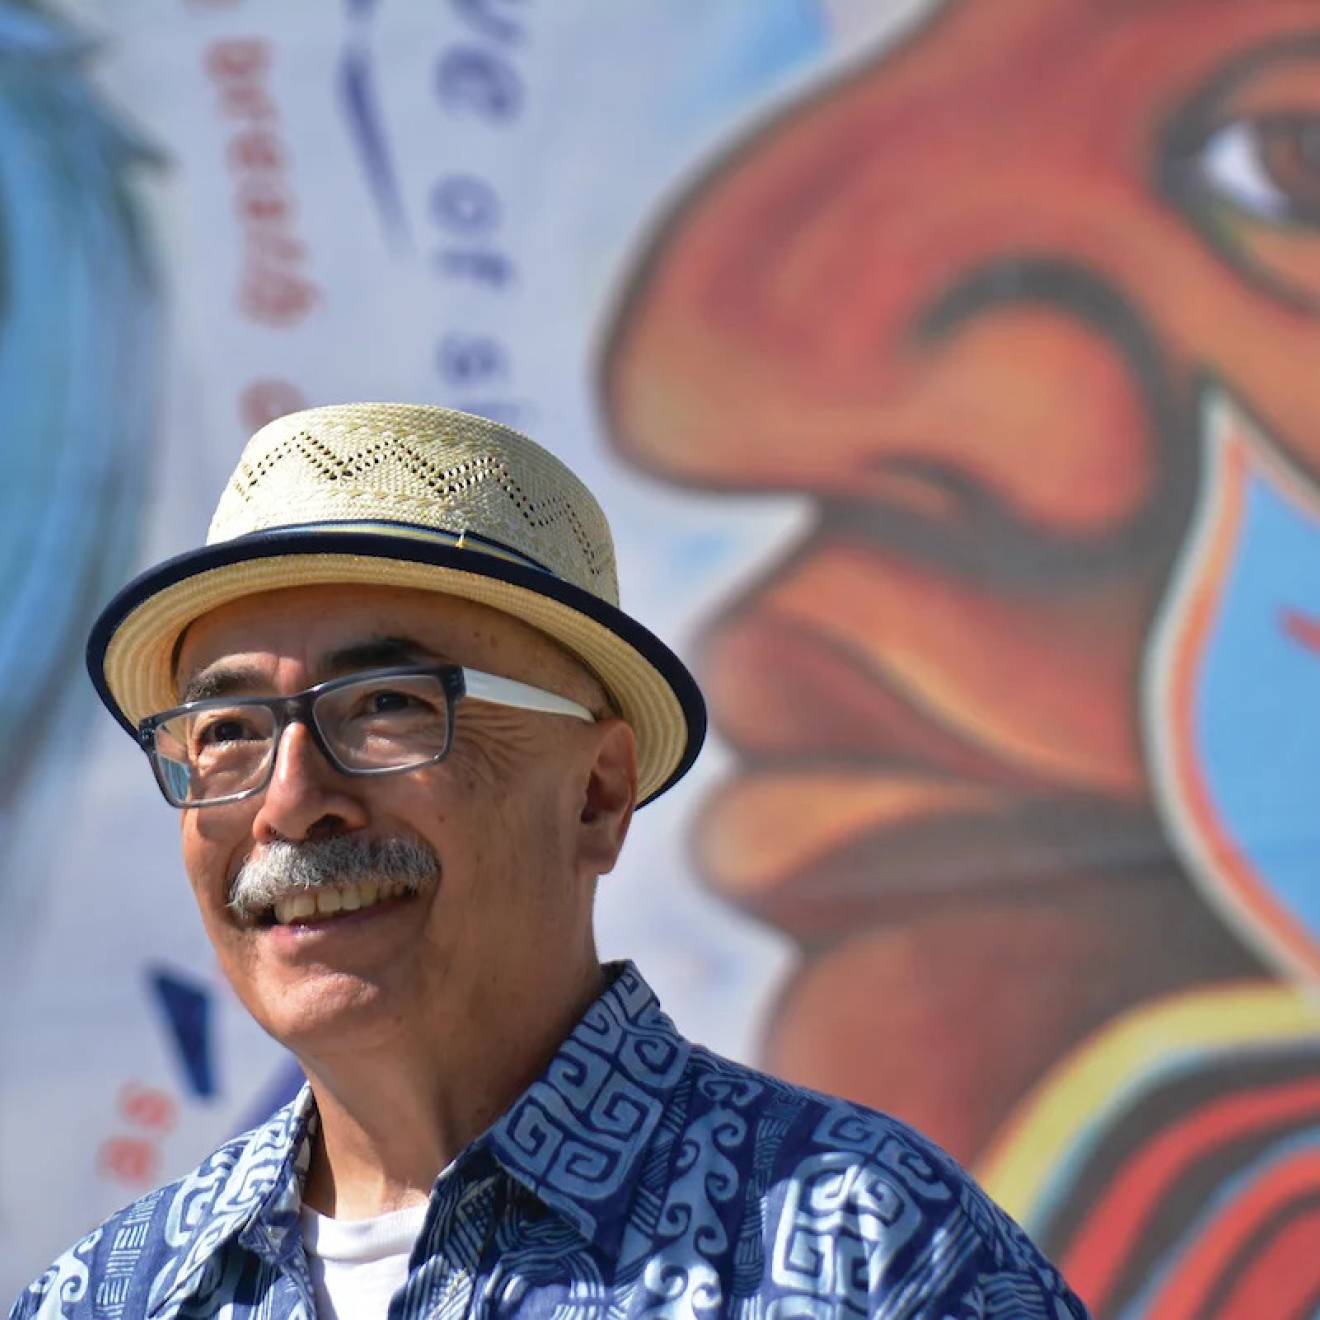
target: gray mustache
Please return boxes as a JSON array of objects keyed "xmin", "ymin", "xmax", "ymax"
[{"xmin": 228, "ymin": 836, "xmax": 439, "ymax": 919}]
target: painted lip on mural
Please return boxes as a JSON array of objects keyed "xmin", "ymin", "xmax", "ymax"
[
  {"xmin": 696, "ymin": 548, "xmax": 1138, "ymax": 797},
  {"xmin": 691, "ymin": 758, "xmax": 1161, "ymax": 934},
  {"xmin": 690, "ymin": 384, "xmax": 1301, "ymax": 932},
  {"xmin": 688, "ymin": 471, "xmax": 1183, "ymax": 927}
]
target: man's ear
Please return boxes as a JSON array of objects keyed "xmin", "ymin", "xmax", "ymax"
[{"xmin": 575, "ymin": 718, "xmax": 638, "ymax": 881}]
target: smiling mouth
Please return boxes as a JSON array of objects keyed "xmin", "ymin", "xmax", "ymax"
[{"xmin": 261, "ymin": 879, "xmax": 417, "ymax": 927}]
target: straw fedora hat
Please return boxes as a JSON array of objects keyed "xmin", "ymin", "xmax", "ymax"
[{"xmin": 87, "ymin": 403, "xmax": 706, "ymax": 805}]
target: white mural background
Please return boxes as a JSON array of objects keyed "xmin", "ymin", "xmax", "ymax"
[{"xmin": 0, "ymin": 0, "xmax": 896, "ymax": 1287}]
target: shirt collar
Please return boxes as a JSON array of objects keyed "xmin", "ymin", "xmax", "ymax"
[
  {"xmin": 150, "ymin": 960, "xmax": 687, "ymax": 1312},
  {"xmin": 148, "ymin": 1086, "xmax": 318, "ymax": 1316},
  {"xmin": 486, "ymin": 961, "xmax": 690, "ymax": 1252}
]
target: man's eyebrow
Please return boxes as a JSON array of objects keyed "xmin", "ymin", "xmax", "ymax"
[
  {"xmin": 179, "ymin": 637, "xmax": 445, "ymax": 705},
  {"xmin": 321, "ymin": 636, "xmax": 443, "ymax": 673},
  {"xmin": 179, "ymin": 664, "xmax": 268, "ymax": 705}
]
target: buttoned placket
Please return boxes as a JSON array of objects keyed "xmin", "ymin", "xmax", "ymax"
[
  {"xmin": 235, "ymin": 1162, "xmax": 319, "ymax": 1318},
  {"xmin": 387, "ymin": 1145, "xmax": 505, "ymax": 1319}
]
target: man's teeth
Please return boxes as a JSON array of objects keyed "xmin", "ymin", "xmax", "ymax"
[
  {"xmin": 280, "ymin": 893, "xmax": 316, "ymax": 922},
  {"xmin": 271, "ymin": 880, "xmax": 405, "ymax": 925}
]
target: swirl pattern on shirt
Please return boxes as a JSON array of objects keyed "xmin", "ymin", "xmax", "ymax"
[{"xmin": 9, "ymin": 963, "xmax": 1089, "ymax": 1319}]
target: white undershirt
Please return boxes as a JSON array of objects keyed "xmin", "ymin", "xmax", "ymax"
[{"xmin": 299, "ymin": 1202, "xmax": 429, "ymax": 1320}]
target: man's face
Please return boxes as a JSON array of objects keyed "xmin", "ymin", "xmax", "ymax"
[{"xmin": 173, "ymin": 583, "xmax": 626, "ymax": 1056}]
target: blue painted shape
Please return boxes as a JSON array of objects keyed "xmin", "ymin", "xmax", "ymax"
[
  {"xmin": 338, "ymin": 38, "xmax": 412, "ymax": 251},
  {"xmin": 659, "ymin": 0, "xmax": 827, "ymax": 132},
  {"xmin": 0, "ymin": 3, "xmax": 158, "ymax": 818},
  {"xmin": 148, "ymin": 969, "xmax": 216, "ymax": 1099},
  {"xmin": 1197, "ymin": 460, "xmax": 1320, "ymax": 945}
]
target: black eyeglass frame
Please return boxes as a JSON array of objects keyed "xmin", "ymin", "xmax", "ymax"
[{"xmin": 136, "ymin": 663, "xmax": 593, "ymax": 809}]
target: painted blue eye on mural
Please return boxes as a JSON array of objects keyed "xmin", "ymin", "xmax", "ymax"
[{"xmin": 0, "ymin": 1, "xmax": 158, "ymax": 827}]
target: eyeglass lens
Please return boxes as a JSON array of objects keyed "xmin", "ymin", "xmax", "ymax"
[{"xmin": 151, "ymin": 672, "xmax": 454, "ymax": 804}]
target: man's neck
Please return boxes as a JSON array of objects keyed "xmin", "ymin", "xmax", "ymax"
[{"xmin": 296, "ymin": 955, "xmax": 607, "ymax": 1219}]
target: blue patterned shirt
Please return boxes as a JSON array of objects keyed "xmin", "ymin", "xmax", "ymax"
[{"xmin": 10, "ymin": 963, "xmax": 1088, "ymax": 1318}]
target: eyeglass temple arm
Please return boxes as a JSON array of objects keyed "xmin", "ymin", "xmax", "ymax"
[{"xmin": 461, "ymin": 668, "xmax": 596, "ymax": 722}]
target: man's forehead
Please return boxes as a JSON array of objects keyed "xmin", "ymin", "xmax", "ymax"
[
  {"xmin": 170, "ymin": 582, "xmax": 607, "ymax": 708},
  {"xmin": 176, "ymin": 586, "xmax": 524, "ymax": 677}
]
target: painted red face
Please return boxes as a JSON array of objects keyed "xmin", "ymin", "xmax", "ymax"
[
  {"xmin": 610, "ymin": 0, "xmax": 1320, "ymax": 507},
  {"xmin": 605, "ymin": 0, "xmax": 1320, "ymax": 1157}
]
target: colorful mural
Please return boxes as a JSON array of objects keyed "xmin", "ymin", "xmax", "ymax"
[
  {"xmin": 603, "ymin": 0, "xmax": 1320, "ymax": 1313},
  {"xmin": 6, "ymin": 0, "xmax": 1320, "ymax": 1312}
]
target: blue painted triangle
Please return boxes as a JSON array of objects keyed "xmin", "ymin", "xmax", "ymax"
[{"xmin": 148, "ymin": 968, "xmax": 216, "ymax": 1099}]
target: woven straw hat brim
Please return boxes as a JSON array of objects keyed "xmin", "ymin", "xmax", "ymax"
[{"xmin": 87, "ymin": 531, "xmax": 706, "ymax": 807}]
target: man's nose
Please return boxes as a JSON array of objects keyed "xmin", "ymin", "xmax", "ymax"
[{"xmin": 251, "ymin": 719, "xmax": 369, "ymax": 843}]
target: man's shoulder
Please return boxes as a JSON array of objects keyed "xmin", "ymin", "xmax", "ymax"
[
  {"xmin": 9, "ymin": 1179, "xmax": 179, "ymax": 1320},
  {"xmin": 683, "ymin": 1038, "xmax": 968, "ymax": 1175},
  {"xmin": 8, "ymin": 1104, "xmax": 300, "ymax": 1320},
  {"xmin": 679, "ymin": 1043, "xmax": 1090, "ymax": 1316},
  {"xmin": 682, "ymin": 1042, "xmax": 970, "ymax": 1174}
]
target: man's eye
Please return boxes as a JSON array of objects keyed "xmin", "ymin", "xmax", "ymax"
[
  {"xmin": 362, "ymin": 689, "xmax": 419, "ymax": 715},
  {"xmin": 1194, "ymin": 117, "xmax": 1320, "ymax": 224},
  {"xmin": 195, "ymin": 715, "xmax": 262, "ymax": 745}
]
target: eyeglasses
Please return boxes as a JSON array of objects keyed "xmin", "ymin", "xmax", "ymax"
[{"xmin": 138, "ymin": 664, "xmax": 596, "ymax": 808}]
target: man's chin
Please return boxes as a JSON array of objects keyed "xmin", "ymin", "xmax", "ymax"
[
  {"xmin": 251, "ymin": 970, "xmax": 413, "ymax": 1056},
  {"xmin": 226, "ymin": 895, "xmax": 434, "ymax": 1039}
]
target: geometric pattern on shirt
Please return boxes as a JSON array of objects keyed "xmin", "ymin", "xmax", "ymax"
[{"xmin": 9, "ymin": 961, "xmax": 1090, "ymax": 1320}]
